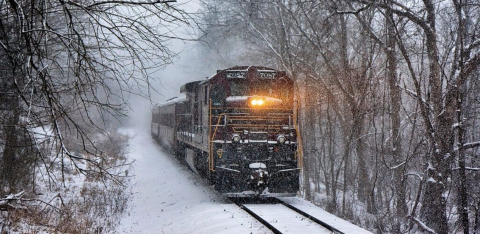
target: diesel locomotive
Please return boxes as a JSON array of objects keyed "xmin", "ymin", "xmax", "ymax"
[{"xmin": 151, "ymin": 66, "xmax": 302, "ymax": 197}]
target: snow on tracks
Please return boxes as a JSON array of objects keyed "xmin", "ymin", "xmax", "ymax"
[
  {"xmin": 241, "ymin": 203, "xmax": 333, "ymax": 234},
  {"xmin": 278, "ymin": 197, "xmax": 373, "ymax": 234}
]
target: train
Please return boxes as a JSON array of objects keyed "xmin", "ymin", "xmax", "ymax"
[{"xmin": 151, "ymin": 66, "xmax": 302, "ymax": 197}]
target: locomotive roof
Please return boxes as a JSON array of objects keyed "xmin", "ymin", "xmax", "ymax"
[
  {"xmin": 180, "ymin": 80, "xmax": 202, "ymax": 93},
  {"xmin": 159, "ymin": 66, "xmax": 291, "ymax": 107},
  {"xmin": 156, "ymin": 93, "xmax": 186, "ymax": 107}
]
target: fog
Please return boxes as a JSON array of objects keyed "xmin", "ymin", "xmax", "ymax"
[
  {"xmin": 125, "ymin": 0, "xmax": 209, "ymax": 131},
  {"xmin": 126, "ymin": 42, "xmax": 209, "ymax": 130},
  {"xmin": 125, "ymin": 0, "xmax": 250, "ymax": 131}
]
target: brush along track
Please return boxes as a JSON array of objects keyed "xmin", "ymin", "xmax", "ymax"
[{"xmin": 230, "ymin": 198, "xmax": 344, "ymax": 234}]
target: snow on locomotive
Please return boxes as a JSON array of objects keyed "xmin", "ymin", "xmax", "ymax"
[{"xmin": 151, "ymin": 66, "xmax": 301, "ymax": 197}]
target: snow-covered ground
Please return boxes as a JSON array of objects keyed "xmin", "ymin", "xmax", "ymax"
[
  {"xmin": 278, "ymin": 197, "xmax": 372, "ymax": 233},
  {"xmin": 117, "ymin": 128, "xmax": 372, "ymax": 233},
  {"xmin": 117, "ymin": 128, "xmax": 271, "ymax": 234}
]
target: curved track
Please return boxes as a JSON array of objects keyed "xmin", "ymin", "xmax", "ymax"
[{"xmin": 230, "ymin": 198, "xmax": 344, "ymax": 234}]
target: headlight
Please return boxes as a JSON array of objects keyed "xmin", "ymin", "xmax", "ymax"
[
  {"xmin": 277, "ymin": 134, "xmax": 286, "ymax": 144},
  {"xmin": 250, "ymin": 97, "xmax": 265, "ymax": 106},
  {"xmin": 232, "ymin": 134, "xmax": 241, "ymax": 143}
]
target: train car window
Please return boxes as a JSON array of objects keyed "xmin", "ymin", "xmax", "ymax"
[
  {"xmin": 211, "ymin": 86, "xmax": 225, "ymax": 106},
  {"xmin": 204, "ymin": 86, "xmax": 208, "ymax": 105},
  {"xmin": 193, "ymin": 103, "xmax": 199, "ymax": 127}
]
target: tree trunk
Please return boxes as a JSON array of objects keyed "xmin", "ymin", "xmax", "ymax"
[
  {"xmin": 421, "ymin": 156, "xmax": 449, "ymax": 234},
  {"xmin": 354, "ymin": 112, "xmax": 373, "ymax": 213},
  {"xmin": 327, "ymin": 100, "xmax": 338, "ymax": 213},
  {"xmin": 453, "ymin": 1, "xmax": 470, "ymax": 232},
  {"xmin": 2, "ymin": 92, "xmax": 20, "ymax": 193},
  {"xmin": 385, "ymin": 5, "xmax": 407, "ymax": 223},
  {"xmin": 420, "ymin": 1, "xmax": 450, "ymax": 232},
  {"xmin": 302, "ymin": 80, "xmax": 315, "ymax": 201},
  {"xmin": 457, "ymin": 130, "xmax": 469, "ymax": 234}
]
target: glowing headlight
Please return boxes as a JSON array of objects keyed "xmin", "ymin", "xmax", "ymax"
[
  {"xmin": 250, "ymin": 98, "xmax": 265, "ymax": 106},
  {"xmin": 232, "ymin": 134, "xmax": 241, "ymax": 143},
  {"xmin": 277, "ymin": 135, "xmax": 286, "ymax": 144}
]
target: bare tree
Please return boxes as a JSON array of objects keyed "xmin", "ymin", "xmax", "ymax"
[
  {"xmin": 346, "ymin": 0, "xmax": 480, "ymax": 233},
  {"xmin": 0, "ymin": 0, "xmax": 193, "ymax": 192},
  {"xmin": 198, "ymin": 0, "xmax": 480, "ymax": 233}
]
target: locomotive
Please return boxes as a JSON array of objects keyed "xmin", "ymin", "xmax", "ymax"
[{"xmin": 151, "ymin": 66, "xmax": 301, "ymax": 197}]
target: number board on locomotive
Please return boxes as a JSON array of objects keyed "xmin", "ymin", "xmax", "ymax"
[{"xmin": 151, "ymin": 66, "xmax": 302, "ymax": 197}]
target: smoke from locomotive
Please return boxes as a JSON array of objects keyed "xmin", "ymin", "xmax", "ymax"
[{"xmin": 151, "ymin": 66, "xmax": 301, "ymax": 197}]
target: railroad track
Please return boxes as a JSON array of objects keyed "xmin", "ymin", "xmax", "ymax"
[{"xmin": 230, "ymin": 198, "xmax": 344, "ymax": 234}]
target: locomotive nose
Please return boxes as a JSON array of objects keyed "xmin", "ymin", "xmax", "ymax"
[{"xmin": 248, "ymin": 163, "xmax": 269, "ymax": 193}]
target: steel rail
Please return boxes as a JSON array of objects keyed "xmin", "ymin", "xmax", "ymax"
[
  {"xmin": 273, "ymin": 198, "xmax": 344, "ymax": 234},
  {"xmin": 230, "ymin": 199, "xmax": 282, "ymax": 234},
  {"xmin": 231, "ymin": 197, "xmax": 344, "ymax": 234}
]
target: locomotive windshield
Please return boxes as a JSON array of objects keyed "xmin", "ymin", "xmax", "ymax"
[
  {"xmin": 250, "ymin": 81, "xmax": 274, "ymax": 96},
  {"xmin": 230, "ymin": 81, "xmax": 248, "ymax": 96},
  {"xmin": 229, "ymin": 80, "xmax": 291, "ymax": 102}
]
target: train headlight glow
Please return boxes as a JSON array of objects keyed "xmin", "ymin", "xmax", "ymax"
[
  {"xmin": 232, "ymin": 134, "xmax": 241, "ymax": 143},
  {"xmin": 250, "ymin": 98, "xmax": 265, "ymax": 106},
  {"xmin": 277, "ymin": 135, "xmax": 286, "ymax": 144}
]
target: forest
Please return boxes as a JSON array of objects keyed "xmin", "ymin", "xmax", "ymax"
[
  {"xmin": 0, "ymin": 0, "xmax": 190, "ymax": 232},
  {"xmin": 1, "ymin": 0, "xmax": 480, "ymax": 233},
  {"xmin": 196, "ymin": 1, "xmax": 480, "ymax": 233}
]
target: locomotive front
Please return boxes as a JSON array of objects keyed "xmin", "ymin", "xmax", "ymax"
[{"xmin": 208, "ymin": 66, "xmax": 300, "ymax": 197}]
